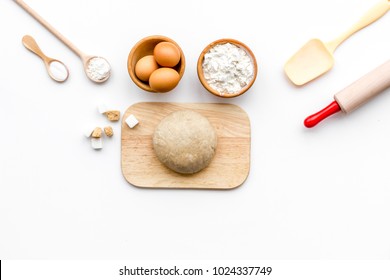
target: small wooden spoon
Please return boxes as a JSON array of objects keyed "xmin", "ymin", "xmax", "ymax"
[
  {"xmin": 15, "ymin": 0, "xmax": 111, "ymax": 83},
  {"xmin": 284, "ymin": 0, "xmax": 390, "ymax": 86},
  {"xmin": 22, "ymin": 35, "xmax": 69, "ymax": 83}
]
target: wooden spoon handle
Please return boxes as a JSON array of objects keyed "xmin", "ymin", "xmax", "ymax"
[
  {"xmin": 334, "ymin": 60, "xmax": 390, "ymax": 113},
  {"xmin": 22, "ymin": 35, "xmax": 49, "ymax": 61},
  {"xmin": 14, "ymin": 0, "xmax": 85, "ymax": 58},
  {"xmin": 326, "ymin": 0, "xmax": 390, "ymax": 53}
]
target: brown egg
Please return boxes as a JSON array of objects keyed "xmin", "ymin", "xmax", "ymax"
[
  {"xmin": 153, "ymin": 42, "xmax": 181, "ymax": 67},
  {"xmin": 149, "ymin": 68, "xmax": 180, "ymax": 92},
  {"xmin": 134, "ymin": 55, "xmax": 159, "ymax": 82}
]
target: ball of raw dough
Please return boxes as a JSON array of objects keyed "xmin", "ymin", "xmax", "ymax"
[{"xmin": 153, "ymin": 110, "xmax": 217, "ymax": 174}]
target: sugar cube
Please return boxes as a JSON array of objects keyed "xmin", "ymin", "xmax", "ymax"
[
  {"xmin": 105, "ymin": 110, "xmax": 120, "ymax": 121},
  {"xmin": 91, "ymin": 137, "xmax": 103, "ymax": 150},
  {"xmin": 125, "ymin": 114, "xmax": 139, "ymax": 128},
  {"xmin": 104, "ymin": 126, "xmax": 114, "ymax": 137},
  {"xmin": 91, "ymin": 127, "xmax": 103, "ymax": 138},
  {"xmin": 84, "ymin": 127, "xmax": 94, "ymax": 138},
  {"xmin": 98, "ymin": 104, "xmax": 108, "ymax": 114}
]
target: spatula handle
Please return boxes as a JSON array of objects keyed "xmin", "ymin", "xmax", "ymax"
[
  {"xmin": 334, "ymin": 60, "xmax": 390, "ymax": 113},
  {"xmin": 326, "ymin": 0, "xmax": 390, "ymax": 53},
  {"xmin": 14, "ymin": 0, "xmax": 85, "ymax": 58}
]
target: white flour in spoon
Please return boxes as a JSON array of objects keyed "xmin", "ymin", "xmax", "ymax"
[{"xmin": 86, "ymin": 57, "xmax": 111, "ymax": 82}]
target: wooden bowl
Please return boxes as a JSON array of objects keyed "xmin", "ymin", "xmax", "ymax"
[
  {"xmin": 128, "ymin": 35, "xmax": 186, "ymax": 92},
  {"xmin": 197, "ymin": 38, "xmax": 258, "ymax": 98}
]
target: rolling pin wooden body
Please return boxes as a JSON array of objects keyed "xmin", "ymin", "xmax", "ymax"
[
  {"xmin": 334, "ymin": 60, "xmax": 390, "ymax": 113},
  {"xmin": 304, "ymin": 60, "xmax": 390, "ymax": 128}
]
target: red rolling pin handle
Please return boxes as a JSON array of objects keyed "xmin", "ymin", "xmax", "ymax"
[
  {"xmin": 304, "ymin": 101, "xmax": 341, "ymax": 128},
  {"xmin": 304, "ymin": 60, "xmax": 390, "ymax": 128}
]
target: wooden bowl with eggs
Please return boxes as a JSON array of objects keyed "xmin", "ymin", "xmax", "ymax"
[{"xmin": 128, "ymin": 35, "xmax": 186, "ymax": 93}]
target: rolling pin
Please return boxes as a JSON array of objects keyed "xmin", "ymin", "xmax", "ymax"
[{"xmin": 304, "ymin": 60, "xmax": 390, "ymax": 128}]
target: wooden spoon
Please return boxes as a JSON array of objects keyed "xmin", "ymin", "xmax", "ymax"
[
  {"xmin": 15, "ymin": 0, "xmax": 111, "ymax": 83},
  {"xmin": 284, "ymin": 0, "xmax": 390, "ymax": 86},
  {"xmin": 22, "ymin": 35, "xmax": 69, "ymax": 82}
]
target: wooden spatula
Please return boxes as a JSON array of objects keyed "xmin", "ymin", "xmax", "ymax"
[{"xmin": 284, "ymin": 0, "xmax": 390, "ymax": 86}]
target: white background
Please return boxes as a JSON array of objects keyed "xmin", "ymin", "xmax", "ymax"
[{"xmin": 1, "ymin": 0, "xmax": 390, "ymax": 260}]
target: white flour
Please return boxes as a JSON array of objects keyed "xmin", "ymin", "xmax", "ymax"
[
  {"xmin": 202, "ymin": 43, "xmax": 254, "ymax": 95},
  {"xmin": 49, "ymin": 61, "xmax": 68, "ymax": 82},
  {"xmin": 86, "ymin": 57, "xmax": 111, "ymax": 82}
]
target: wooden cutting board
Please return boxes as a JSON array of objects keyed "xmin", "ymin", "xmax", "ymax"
[{"xmin": 121, "ymin": 102, "xmax": 251, "ymax": 189}]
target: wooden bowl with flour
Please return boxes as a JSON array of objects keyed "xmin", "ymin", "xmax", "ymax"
[{"xmin": 197, "ymin": 38, "xmax": 258, "ymax": 98}]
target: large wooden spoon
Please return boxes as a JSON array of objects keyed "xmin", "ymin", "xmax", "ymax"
[
  {"xmin": 284, "ymin": 0, "xmax": 390, "ymax": 86},
  {"xmin": 14, "ymin": 0, "xmax": 111, "ymax": 83}
]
